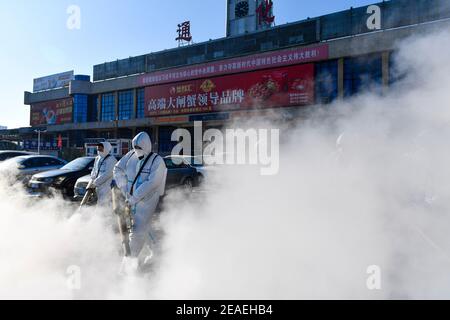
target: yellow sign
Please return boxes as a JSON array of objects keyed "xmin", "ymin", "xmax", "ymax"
[{"xmin": 200, "ymin": 79, "xmax": 216, "ymax": 93}]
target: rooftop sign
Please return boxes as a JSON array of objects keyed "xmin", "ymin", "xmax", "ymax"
[{"xmin": 33, "ymin": 71, "xmax": 74, "ymax": 92}]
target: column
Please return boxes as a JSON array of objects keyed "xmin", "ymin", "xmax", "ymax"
[
  {"xmin": 382, "ymin": 51, "xmax": 390, "ymax": 88},
  {"xmin": 115, "ymin": 91, "xmax": 119, "ymax": 120},
  {"xmin": 338, "ymin": 58, "xmax": 345, "ymax": 99},
  {"xmin": 115, "ymin": 91, "xmax": 119, "ymax": 139},
  {"xmin": 133, "ymin": 88, "xmax": 137, "ymax": 119},
  {"xmin": 153, "ymin": 126, "xmax": 159, "ymax": 153},
  {"xmin": 97, "ymin": 94, "xmax": 102, "ymax": 123}
]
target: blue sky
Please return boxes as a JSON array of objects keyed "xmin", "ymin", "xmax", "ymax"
[{"xmin": 0, "ymin": 0, "xmax": 377, "ymax": 128}]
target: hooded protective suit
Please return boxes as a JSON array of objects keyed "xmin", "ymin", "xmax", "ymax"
[
  {"xmin": 89, "ymin": 142, "xmax": 117, "ymax": 206},
  {"xmin": 113, "ymin": 132, "xmax": 167, "ymax": 257}
]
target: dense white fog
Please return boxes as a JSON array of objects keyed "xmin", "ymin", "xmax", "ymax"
[{"xmin": 1, "ymin": 26, "xmax": 450, "ymax": 299}]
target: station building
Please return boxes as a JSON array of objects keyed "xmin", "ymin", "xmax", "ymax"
[{"xmin": 11, "ymin": 0, "xmax": 450, "ymax": 155}]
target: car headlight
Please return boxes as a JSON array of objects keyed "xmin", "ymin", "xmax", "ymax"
[
  {"xmin": 35, "ymin": 177, "xmax": 54, "ymax": 184},
  {"xmin": 54, "ymin": 176, "xmax": 66, "ymax": 185},
  {"xmin": 76, "ymin": 182, "xmax": 88, "ymax": 189}
]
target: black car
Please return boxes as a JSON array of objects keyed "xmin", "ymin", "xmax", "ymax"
[
  {"xmin": 164, "ymin": 156, "xmax": 200, "ymax": 191},
  {"xmin": 28, "ymin": 157, "xmax": 95, "ymax": 198},
  {"xmin": 0, "ymin": 150, "xmax": 33, "ymax": 162}
]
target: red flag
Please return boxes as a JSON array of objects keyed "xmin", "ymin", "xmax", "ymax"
[{"xmin": 57, "ymin": 135, "xmax": 63, "ymax": 149}]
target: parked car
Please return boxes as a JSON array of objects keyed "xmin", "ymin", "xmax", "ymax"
[
  {"xmin": 73, "ymin": 174, "xmax": 92, "ymax": 201},
  {"xmin": 0, "ymin": 150, "xmax": 33, "ymax": 162},
  {"xmin": 28, "ymin": 157, "xmax": 95, "ymax": 198},
  {"xmin": 0, "ymin": 141, "xmax": 20, "ymax": 151},
  {"xmin": 2, "ymin": 155, "xmax": 67, "ymax": 183},
  {"xmin": 163, "ymin": 155, "xmax": 200, "ymax": 191},
  {"xmin": 73, "ymin": 155, "xmax": 200, "ymax": 201},
  {"xmin": 173, "ymin": 155, "xmax": 210, "ymax": 184}
]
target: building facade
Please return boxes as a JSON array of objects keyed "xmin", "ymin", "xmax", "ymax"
[{"xmin": 20, "ymin": 0, "xmax": 450, "ymax": 155}]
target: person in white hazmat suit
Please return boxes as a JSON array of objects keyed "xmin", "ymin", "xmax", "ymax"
[
  {"xmin": 113, "ymin": 132, "xmax": 167, "ymax": 258},
  {"xmin": 87, "ymin": 142, "xmax": 118, "ymax": 206}
]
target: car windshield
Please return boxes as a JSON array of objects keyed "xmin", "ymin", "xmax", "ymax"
[
  {"xmin": 179, "ymin": 156, "xmax": 205, "ymax": 167},
  {"xmin": 61, "ymin": 157, "xmax": 91, "ymax": 171},
  {"xmin": 11, "ymin": 157, "xmax": 26, "ymax": 164}
]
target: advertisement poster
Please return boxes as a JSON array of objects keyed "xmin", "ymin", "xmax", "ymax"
[
  {"xmin": 145, "ymin": 63, "xmax": 314, "ymax": 117},
  {"xmin": 30, "ymin": 98, "xmax": 73, "ymax": 126},
  {"xmin": 33, "ymin": 71, "xmax": 74, "ymax": 92}
]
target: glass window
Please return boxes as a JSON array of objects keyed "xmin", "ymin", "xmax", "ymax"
[
  {"xmin": 46, "ymin": 158, "xmax": 64, "ymax": 166},
  {"xmin": 320, "ymin": 11, "xmax": 352, "ymax": 40},
  {"xmin": 62, "ymin": 157, "xmax": 94, "ymax": 171},
  {"xmin": 315, "ymin": 60, "xmax": 338, "ymax": 104},
  {"xmin": 21, "ymin": 159, "xmax": 34, "ymax": 168},
  {"xmin": 344, "ymin": 53, "xmax": 382, "ymax": 97},
  {"xmin": 164, "ymin": 157, "xmax": 188, "ymax": 168},
  {"xmin": 88, "ymin": 95, "xmax": 98, "ymax": 122},
  {"xmin": 136, "ymin": 88, "xmax": 145, "ymax": 119},
  {"xmin": 389, "ymin": 51, "xmax": 406, "ymax": 86},
  {"xmin": 42, "ymin": 157, "xmax": 63, "ymax": 166},
  {"xmin": 159, "ymin": 126, "xmax": 194, "ymax": 155},
  {"xmin": 101, "ymin": 93, "xmax": 116, "ymax": 121},
  {"xmin": 164, "ymin": 158, "xmax": 178, "ymax": 169},
  {"xmin": 118, "ymin": 90, "xmax": 134, "ymax": 120},
  {"xmin": 73, "ymin": 95, "xmax": 88, "ymax": 123},
  {"xmin": 24, "ymin": 157, "xmax": 49, "ymax": 168}
]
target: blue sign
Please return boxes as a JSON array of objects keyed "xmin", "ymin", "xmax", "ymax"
[{"xmin": 24, "ymin": 140, "xmax": 59, "ymax": 151}]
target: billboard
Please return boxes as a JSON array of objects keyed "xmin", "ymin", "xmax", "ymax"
[
  {"xmin": 30, "ymin": 98, "xmax": 73, "ymax": 126},
  {"xmin": 33, "ymin": 71, "xmax": 74, "ymax": 92},
  {"xmin": 139, "ymin": 44, "xmax": 327, "ymax": 87},
  {"xmin": 145, "ymin": 63, "xmax": 314, "ymax": 117}
]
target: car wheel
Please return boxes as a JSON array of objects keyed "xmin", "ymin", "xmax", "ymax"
[
  {"xmin": 63, "ymin": 181, "xmax": 75, "ymax": 198},
  {"xmin": 198, "ymin": 174, "xmax": 204, "ymax": 185},
  {"xmin": 183, "ymin": 178, "xmax": 193, "ymax": 192}
]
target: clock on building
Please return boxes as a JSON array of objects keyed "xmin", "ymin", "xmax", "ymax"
[{"xmin": 235, "ymin": 1, "xmax": 250, "ymax": 18}]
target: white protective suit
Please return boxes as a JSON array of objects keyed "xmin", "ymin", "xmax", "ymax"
[
  {"xmin": 89, "ymin": 142, "xmax": 118, "ymax": 206},
  {"xmin": 113, "ymin": 132, "xmax": 167, "ymax": 257}
]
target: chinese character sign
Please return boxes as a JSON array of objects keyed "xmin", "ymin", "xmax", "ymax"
[
  {"xmin": 176, "ymin": 21, "xmax": 192, "ymax": 44},
  {"xmin": 256, "ymin": 0, "xmax": 275, "ymax": 27},
  {"xmin": 140, "ymin": 44, "xmax": 328, "ymax": 87},
  {"xmin": 145, "ymin": 63, "xmax": 314, "ymax": 117}
]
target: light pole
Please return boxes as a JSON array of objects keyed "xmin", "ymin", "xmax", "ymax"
[{"xmin": 34, "ymin": 129, "xmax": 47, "ymax": 155}]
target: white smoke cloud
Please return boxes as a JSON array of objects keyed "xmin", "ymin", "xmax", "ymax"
[
  {"xmin": 1, "ymin": 26, "xmax": 450, "ymax": 299},
  {"xmin": 152, "ymin": 27, "xmax": 450, "ymax": 300}
]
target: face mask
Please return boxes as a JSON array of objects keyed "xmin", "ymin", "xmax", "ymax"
[
  {"xmin": 99, "ymin": 151, "xmax": 108, "ymax": 158},
  {"xmin": 98, "ymin": 147, "xmax": 107, "ymax": 157},
  {"xmin": 135, "ymin": 149, "xmax": 145, "ymax": 160}
]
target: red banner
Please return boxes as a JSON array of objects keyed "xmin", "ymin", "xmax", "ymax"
[
  {"xmin": 139, "ymin": 44, "xmax": 327, "ymax": 87},
  {"xmin": 145, "ymin": 63, "xmax": 314, "ymax": 117},
  {"xmin": 30, "ymin": 98, "xmax": 73, "ymax": 126}
]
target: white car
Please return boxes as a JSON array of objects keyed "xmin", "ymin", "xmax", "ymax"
[
  {"xmin": 2, "ymin": 155, "xmax": 67, "ymax": 183},
  {"xmin": 73, "ymin": 174, "xmax": 91, "ymax": 201}
]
